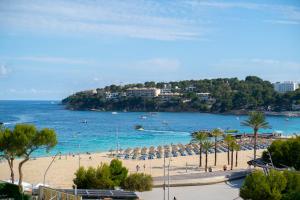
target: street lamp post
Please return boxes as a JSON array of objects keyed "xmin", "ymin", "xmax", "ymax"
[
  {"xmin": 78, "ymin": 143, "xmax": 81, "ymax": 168},
  {"xmin": 43, "ymin": 152, "xmax": 61, "ymax": 186},
  {"xmin": 167, "ymin": 161, "xmax": 170, "ymax": 200},
  {"xmin": 163, "ymin": 153, "xmax": 166, "ymax": 200}
]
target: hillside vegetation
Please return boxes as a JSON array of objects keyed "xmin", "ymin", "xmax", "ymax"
[{"xmin": 62, "ymin": 76, "xmax": 300, "ymax": 113}]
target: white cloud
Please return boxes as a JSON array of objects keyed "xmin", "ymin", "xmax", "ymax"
[
  {"xmin": 93, "ymin": 77, "xmax": 102, "ymax": 82},
  {"xmin": 264, "ymin": 20, "xmax": 300, "ymax": 25},
  {"xmin": 1, "ymin": 0, "xmax": 298, "ymax": 41},
  {"xmin": 186, "ymin": 1, "xmax": 300, "ymax": 24},
  {"xmin": 0, "ymin": 0, "xmax": 202, "ymax": 41},
  {"xmin": 0, "ymin": 64, "xmax": 10, "ymax": 76},
  {"xmin": 15, "ymin": 56, "xmax": 93, "ymax": 65}
]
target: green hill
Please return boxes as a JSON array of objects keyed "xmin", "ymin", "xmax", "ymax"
[{"xmin": 62, "ymin": 76, "xmax": 300, "ymax": 113}]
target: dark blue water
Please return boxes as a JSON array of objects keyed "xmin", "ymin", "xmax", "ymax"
[{"xmin": 0, "ymin": 101, "xmax": 299, "ymax": 156}]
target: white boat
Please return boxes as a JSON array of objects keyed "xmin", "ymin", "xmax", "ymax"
[
  {"xmin": 162, "ymin": 120, "xmax": 168, "ymax": 125},
  {"xmin": 135, "ymin": 125, "xmax": 144, "ymax": 131},
  {"xmin": 112, "ymin": 112, "xmax": 118, "ymax": 115}
]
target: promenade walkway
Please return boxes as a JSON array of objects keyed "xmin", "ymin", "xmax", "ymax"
[
  {"xmin": 137, "ymin": 178, "xmax": 244, "ymax": 200},
  {"xmin": 153, "ymin": 169, "xmax": 251, "ymax": 187}
]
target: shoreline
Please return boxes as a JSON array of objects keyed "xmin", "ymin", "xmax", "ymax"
[
  {"xmin": 75, "ymin": 108, "xmax": 300, "ymax": 117},
  {"xmin": 28, "ymin": 134, "xmax": 298, "ymax": 158},
  {"xmin": 0, "ymin": 149, "xmax": 264, "ymax": 189}
]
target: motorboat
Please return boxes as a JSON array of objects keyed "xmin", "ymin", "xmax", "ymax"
[{"xmin": 135, "ymin": 125, "xmax": 144, "ymax": 131}]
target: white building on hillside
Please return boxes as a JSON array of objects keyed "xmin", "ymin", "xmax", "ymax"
[
  {"xmin": 159, "ymin": 92, "xmax": 181, "ymax": 102},
  {"xmin": 273, "ymin": 81, "xmax": 299, "ymax": 93},
  {"xmin": 161, "ymin": 84, "xmax": 172, "ymax": 94},
  {"xmin": 105, "ymin": 92, "xmax": 119, "ymax": 100},
  {"xmin": 196, "ymin": 93, "xmax": 210, "ymax": 101},
  {"xmin": 126, "ymin": 88, "xmax": 161, "ymax": 98}
]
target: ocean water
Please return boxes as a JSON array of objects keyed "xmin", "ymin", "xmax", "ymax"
[{"xmin": 0, "ymin": 100, "xmax": 300, "ymax": 156}]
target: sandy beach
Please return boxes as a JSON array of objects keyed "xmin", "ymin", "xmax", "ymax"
[{"xmin": 0, "ymin": 149, "xmax": 263, "ymax": 188}]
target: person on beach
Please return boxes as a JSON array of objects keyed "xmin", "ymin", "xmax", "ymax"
[
  {"xmin": 143, "ymin": 164, "xmax": 146, "ymax": 172},
  {"xmin": 136, "ymin": 165, "xmax": 140, "ymax": 172}
]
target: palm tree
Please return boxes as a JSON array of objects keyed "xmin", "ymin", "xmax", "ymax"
[
  {"xmin": 224, "ymin": 134, "xmax": 234, "ymax": 165},
  {"xmin": 211, "ymin": 128, "xmax": 223, "ymax": 166},
  {"xmin": 234, "ymin": 143, "xmax": 241, "ymax": 167},
  {"xmin": 241, "ymin": 111, "xmax": 270, "ymax": 160},
  {"xmin": 191, "ymin": 131, "xmax": 208, "ymax": 167},
  {"xmin": 229, "ymin": 138, "xmax": 237, "ymax": 170},
  {"xmin": 202, "ymin": 141, "xmax": 213, "ymax": 172}
]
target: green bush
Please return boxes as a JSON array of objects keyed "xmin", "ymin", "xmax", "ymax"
[
  {"xmin": 73, "ymin": 160, "xmax": 152, "ymax": 191},
  {"xmin": 262, "ymin": 137, "xmax": 300, "ymax": 170},
  {"xmin": 73, "ymin": 159, "xmax": 127, "ymax": 189},
  {"xmin": 109, "ymin": 159, "xmax": 128, "ymax": 187},
  {"xmin": 282, "ymin": 171, "xmax": 300, "ymax": 200},
  {"xmin": 240, "ymin": 170, "xmax": 300, "ymax": 200},
  {"xmin": 73, "ymin": 164, "xmax": 115, "ymax": 189},
  {"xmin": 123, "ymin": 173, "xmax": 153, "ymax": 192},
  {"xmin": 73, "ymin": 167, "xmax": 87, "ymax": 189},
  {"xmin": 0, "ymin": 182, "xmax": 31, "ymax": 200},
  {"xmin": 95, "ymin": 164, "xmax": 115, "ymax": 189}
]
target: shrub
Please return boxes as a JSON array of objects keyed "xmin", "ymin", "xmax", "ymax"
[
  {"xmin": 73, "ymin": 164, "xmax": 115, "ymax": 189},
  {"xmin": 123, "ymin": 173, "xmax": 153, "ymax": 192},
  {"xmin": 282, "ymin": 171, "xmax": 300, "ymax": 200},
  {"xmin": 95, "ymin": 164, "xmax": 115, "ymax": 189},
  {"xmin": 109, "ymin": 159, "xmax": 128, "ymax": 187},
  {"xmin": 240, "ymin": 170, "xmax": 300, "ymax": 200},
  {"xmin": 262, "ymin": 137, "xmax": 300, "ymax": 170},
  {"xmin": 73, "ymin": 167, "xmax": 87, "ymax": 189},
  {"xmin": 0, "ymin": 182, "xmax": 30, "ymax": 200},
  {"xmin": 73, "ymin": 159, "xmax": 127, "ymax": 189}
]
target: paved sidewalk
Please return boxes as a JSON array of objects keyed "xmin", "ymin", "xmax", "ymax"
[
  {"xmin": 153, "ymin": 169, "xmax": 252, "ymax": 187},
  {"xmin": 137, "ymin": 179, "xmax": 244, "ymax": 200}
]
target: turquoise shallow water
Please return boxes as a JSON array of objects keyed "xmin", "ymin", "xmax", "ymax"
[{"xmin": 0, "ymin": 100, "xmax": 300, "ymax": 156}]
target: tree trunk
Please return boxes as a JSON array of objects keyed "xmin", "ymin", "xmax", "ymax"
[
  {"xmin": 18, "ymin": 158, "xmax": 29, "ymax": 190},
  {"xmin": 199, "ymin": 144, "xmax": 202, "ymax": 167},
  {"xmin": 205, "ymin": 151, "xmax": 208, "ymax": 172},
  {"xmin": 231, "ymin": 148, "xmax": 234, "ymax": 170},
  {"xmin": 214, "ymin": 137, "xmax": 217, "ymax": 166},
  {"xmin": 7, "ymin": 158, "xmax": 14, "ymax": 184},
  {"xmin": 227, "ymin": 144, "xmax": 230, "ymax": 165},
  {"xmin": 254, "ymin": 129, "xmax": 258, "ymax": 160},
  {"xmin": 235, "ymin": 150, "xmax": 238, "ymax": 167}
]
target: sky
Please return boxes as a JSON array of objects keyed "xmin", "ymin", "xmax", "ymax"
[{"xmin": 0, "ymin": 0, "xmax": 300, "ymax": 100}]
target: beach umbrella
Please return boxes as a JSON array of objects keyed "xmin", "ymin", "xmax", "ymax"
[{"xmin": 125, "ymin": 148, "xmax": 132, "ymax": 154}]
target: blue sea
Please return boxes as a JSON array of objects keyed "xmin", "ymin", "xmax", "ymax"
[{"xmin": 1, "ymin": 100, "xmax": 300, "ymax": 156}]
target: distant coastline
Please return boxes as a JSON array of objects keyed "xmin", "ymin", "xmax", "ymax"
[
  {"xmin": 85, "ymin": 108, "xmax": 300, "ymax": 117},
  {"xmin": 62, "ymin": 76, "xmax": 300, "ymax": 115},
  {"xmin": 225, "ymin": 110, "xmax": 300, "ymax": 117}
]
